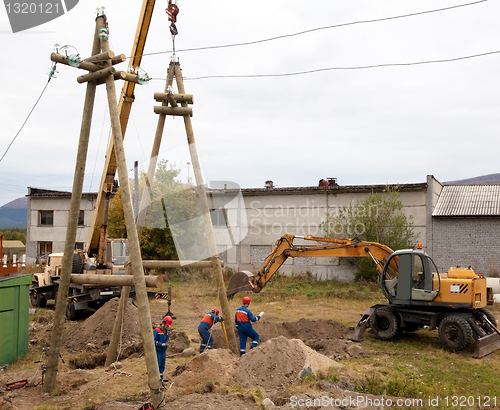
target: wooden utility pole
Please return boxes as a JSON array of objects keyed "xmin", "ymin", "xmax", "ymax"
[
  {"xmin": 43, "ymin": 17, "xmax": 103, "ymax": 394},
  {"xmin": 99, "ymin": 16, "xmax": 164, "ymax": 408},
  {"xmin": 106, "ymin": 62, "xmax": 176, "ymax": 367},
  {"xmin": 44, "ymin": 14, "xmax": 164, "ymax": 407},
  {"xmin": 173, "ymin": 62, "xmax": 239, "ymax": 354}
]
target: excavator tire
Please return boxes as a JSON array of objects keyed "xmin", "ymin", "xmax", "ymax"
[
  {"xmin": 370, "ymin": 307, "xmax": 400, "ymax": 340},
  {"xmin": 438, "ymin": 315, "xmax": 473, "ymax": 351},
  {"xmin": 475, "ymin": 308, "xmax": 497, "ymax": 327}
]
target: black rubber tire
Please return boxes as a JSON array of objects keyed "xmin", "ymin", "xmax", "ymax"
[
  {"xmin": 30, "ymin": 288, "xmax": 47, "ymax": 308},
  {"xmin": 438, "ymin": 315, "xmax": 473, "ymax": 351},
  {"xmin": 66, "ymin": 303, "xmax": 78, "ymax": 321},
  {"xmin": 370, "ymin": 307, "xmax": 400, "ymax": 340},
  {"xmin": 72, "ymin": 253, "xmax": 83, "ymax": 274},
  {"xmin": 476, "ymin": 308, "xmax": 497, "ymax": 327}
]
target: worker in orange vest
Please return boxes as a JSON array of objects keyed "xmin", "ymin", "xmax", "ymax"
[{"xmin": 198, "ymin": 308, "xmax": 223, "ymax": 353}]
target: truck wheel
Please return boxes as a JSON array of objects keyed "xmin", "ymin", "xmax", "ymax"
[
  {"xmin": 438, "ymin": 316, "xmax": 473, "ymax": 351},
  {"xmin": 66, "ymin": 303, "xmax": 78, "ymax": 321},
  {"xmin": 30, "ymin": 290, "xmax": 47, "ymax": 308},
  {"xmin": 370, "ymin": 307, "xmax": 400, "ymax": 340},
  {"xmin": 72, "ymin": 253, "xmax": 83, "ymax": 274}
]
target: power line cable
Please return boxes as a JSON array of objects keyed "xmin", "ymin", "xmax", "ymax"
[
  {"xmin": 149, "ymin": 50, "xmax": 500, "ymax": 81},
  {"xmin": 0, "ymin": 78, "xmax": 52, "ymax": 163},
  {"xmin": 140, "ymin": 0, "xmax": 489, "ymax": 58}
]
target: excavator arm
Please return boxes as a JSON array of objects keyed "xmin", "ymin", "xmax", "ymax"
[
  {"xmin": 86, "ymin": 0, "xmax": 157, "ymax": 257},
  {"xmin": 227, "ymin": 233, "xmax": 397, "ymax": 299}
]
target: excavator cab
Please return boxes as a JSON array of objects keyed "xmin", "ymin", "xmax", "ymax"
[{"xmin": 380, "ymin": 250, "xmax": 440, "ymax": 304}]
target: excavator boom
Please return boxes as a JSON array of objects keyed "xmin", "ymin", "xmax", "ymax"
[{"xmin": 226, "ymin": 234, "xmax": 396, "ymax": 299}]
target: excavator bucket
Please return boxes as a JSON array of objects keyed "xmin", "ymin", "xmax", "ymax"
[{"xmin": 227, "ymin": 270, "xmax": 254, "ymax": 300}]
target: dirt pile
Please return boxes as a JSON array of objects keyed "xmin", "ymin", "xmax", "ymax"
[
  {"xmin": 62, "ymin": 297, "xmax": 144, "ymax": 367},
  {"xmin": 237, "ymin": 336, "xmax": 342, "ymax": 391},
  {"xmin": 171, "ymin": 349, "xmax": 239, "ymax": 387},
  {"xmin": 211, "ymin": 318, "xmax": 354, "ymax": 358},
  {"xmin": 168, "ymin": 330, "xmax": 191, "ymax": 353},
  {"xmin": 63, "ymin": 298, "xmax": 142, "ymax": 355},
  {"xmin": 171, "ymin": 335, "xmax": 341, "ymax": 392}
]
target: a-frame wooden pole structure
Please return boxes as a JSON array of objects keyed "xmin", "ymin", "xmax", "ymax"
[
  {"xmin": 43, "ymin": 16, "xmax": 103, "ymax": 394},
  {"xmin": 43, "ymin": 14, "xmax": 164, "ymax": 408},
  {"xmin": 150, "ymin": 60, "xmax": 240, "ymax": 354}
]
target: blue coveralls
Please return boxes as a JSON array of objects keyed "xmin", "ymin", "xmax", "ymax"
[
  {"xmin": 153, "ymin": 326, "xmax": 169, "ymax": 377},
  {"xmin": 198, "ymin": 312, "xmax": 222, "ymax": 353},
  {"xmin": 235, "ymin": 305, "xmax": 261, "ymax": 355}
]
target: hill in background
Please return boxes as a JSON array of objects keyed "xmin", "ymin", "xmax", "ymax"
[
  {"xmin": 445, "ymin": 173, "xmax": 500, "ymax": 185},
  {"xmin": 0, "ymin": 197, "xmax": 27, "ymax": 229}
]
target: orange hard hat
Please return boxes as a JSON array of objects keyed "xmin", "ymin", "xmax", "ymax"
[
  {"xmin": 212, "ymin": 308, "xmax": 220, "ymax": 315},
  {"xmin": 242, "ymin": 297, "xmax": 251, "ymax": 305},
  {"xmin": 163, "ymin": 316, "xmax": 173, "ymax": 326}
]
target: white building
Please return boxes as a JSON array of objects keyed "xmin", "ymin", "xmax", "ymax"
[{"xmin": 27, "ymin": 175, "xmax": 500, "ymax": 280}]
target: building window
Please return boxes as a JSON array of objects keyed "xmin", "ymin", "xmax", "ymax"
[
  {"xmin": 75, "ymin": 242, "xmax": 84, "ymax": 250},
  {"xmin": 210, "ymin": 209, "xmax": 227, "ymax": 227},
  {"xmin": 39, "ymin": 210, "xmax": 54, "ymax": 226},
  {"xmin": 78, "ymin": 210, "xmax": 85, "ymax": 226},
  {"xmin": 38, "ymin": 242, "xmax": 52, "ymax": 256}
]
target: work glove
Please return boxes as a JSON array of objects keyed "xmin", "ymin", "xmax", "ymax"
[
  {"xmin": 219, "ymin": 316, "xmax": 224, "ymax": 322},
  {"xmin": 259, "ymin": 312, "xmax": 264, "ymax": 317}
]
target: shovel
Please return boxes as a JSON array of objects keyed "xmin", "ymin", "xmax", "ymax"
[{"xmin": 220, "ymin": 321, "xmax": 230, "ymax": 349}]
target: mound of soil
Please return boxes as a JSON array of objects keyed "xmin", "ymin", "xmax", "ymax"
[
  {"xmin": 63, "ymin": 298, "xmax": 142, "ymax": 355},
  {"xmin": 171, "ymin": 349, "xmax": 239, "ymax": 387},
  {"xmin": 237, "ymin": 336, "xmax": 342, "ymax": 391},
  {"xmin": 168, "ymin": 330, "xmax": 191, "ymax": 353},
  {"xmin": 171, "ymin": 336, "xmax": 341, "ymax": 392},
  {"xmin": 211, "ymin": 318, "xmax": 353, "ymax": 358}
]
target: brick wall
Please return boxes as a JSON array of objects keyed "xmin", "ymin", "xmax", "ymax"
[{"xmin": 432, "ymin": 217, "xmax": 500, "ymax": 276}]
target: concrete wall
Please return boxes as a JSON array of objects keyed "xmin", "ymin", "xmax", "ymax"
[
  {"xmin": 215, "ymin": 183, "xmax": 429, "ymax": 281},
  {"xmin": 431, "ymin": 217, "xmax": 500, "ymax": 276}
]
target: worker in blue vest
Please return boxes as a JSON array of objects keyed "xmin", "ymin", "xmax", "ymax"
[
  {"xmin": 153, "ymin": 315, "xmax": 172, "ymax": 380},
  {"xmin": 198, "ymin": 307, "xmax": 223, "ymax": 353},
  {"xmin": 235, "ymin": 296, "xmax": 264, "ymax": 356}
]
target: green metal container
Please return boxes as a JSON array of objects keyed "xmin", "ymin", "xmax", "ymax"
[{"xmin": 0, "ymin": 273, "xmax": 32, "ymax": 366}]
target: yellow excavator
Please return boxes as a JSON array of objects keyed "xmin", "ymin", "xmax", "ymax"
[{"xmin": 226, "ymin": 233, "xmax": 500, "ymax": 358}]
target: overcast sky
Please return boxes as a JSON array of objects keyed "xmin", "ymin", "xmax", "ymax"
[{"xmin": 1, "ymin": 0, "xmax": 499, "ymax": 208}]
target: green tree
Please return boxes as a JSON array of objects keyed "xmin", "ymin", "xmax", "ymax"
[
  {"xmin": 0, "ymin": 229, "xmax": 26, "ymax": 244},
  {"xmin": 107, "ymin": 188, "xmax": 126, "ymax": 239},
  {"xmin": 107, "ymin": 160, "xmax": 199, "ymax": 260},
  {"xmin": 321, "ymin": 186, "xmax": 418, "ymax": 282}
]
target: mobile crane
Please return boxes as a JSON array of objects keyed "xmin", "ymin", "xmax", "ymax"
[{"xmin": 226, "ymin": 233, "xmax": 500, "ymax": 358}]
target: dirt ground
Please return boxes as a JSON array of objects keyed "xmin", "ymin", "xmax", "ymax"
[
  {"xmin": 0, "ymin": 292, "xmax": 378, "ymax": 410},
  {"xmin": 4, "ymin": 286, "xmax": 493, "ymax": 410}
]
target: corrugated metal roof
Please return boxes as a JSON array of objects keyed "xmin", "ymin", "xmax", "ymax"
[{"xmin": 432, "ymin": 185, "xmax": 500, "ymax": 216}]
